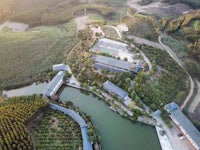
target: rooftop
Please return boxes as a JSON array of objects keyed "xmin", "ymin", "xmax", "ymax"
[
  {"xmin": 53, "ymin": 64, "xmax": 67, "ymax": 71},
  {"xmin": 43, "ymin": 71, "xmax": 65, "ymax": 96},
  {"xmin": 90, "ymin": 38, "xmax": 129, "ymax": 56},
  {"xmin": 165, "ymin": 102, "xmax": 200, "ymax": 148},
  {"xmin": 95, "ymin": 55, "xmax": 131, "ymax": 71},
  {"xmin": 103, "ymin": 81, "xmax": 129, "ymax": 100}
]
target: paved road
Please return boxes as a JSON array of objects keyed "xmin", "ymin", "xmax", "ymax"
[
  {"xmin": 128, "ymin": 35, "xmax": 164, "ymax": 50},
  {"xmin": 188, "ymin": 80, "xmax": 200, "ymax": 114}
]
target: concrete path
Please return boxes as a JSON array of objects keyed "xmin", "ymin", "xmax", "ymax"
[
  {"xmin": 140, "ymin": 51, "xmax": 152, "ymax": 71},
  {"xmin": 189, "ymin": 80, "xmax": 200, "ymax": 114},
  {"xmin": 128, "ymin": 35, "xmax": 164, "ymax": 50},
  {"xmin": 155, "ymin": 126, "xmax": 173, "ymax": 150},
  {"xmin": 153, "ymin": 111, "xmax": 194, "ymax": 150},
  {"xmin": 50, "ymin": 103, "xmax": 93, "ymax": 150}
]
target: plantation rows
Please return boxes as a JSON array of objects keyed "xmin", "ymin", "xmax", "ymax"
[
  {"xmin": 139, "ymin": 45, "xmax": 188, "ymax": 110},
  {"xmin": 0, "ymin": 20, "xmax": 78, "ymax": 90},
  {"xmin": 30, "ymin": 109, "xmax": 83, "ymax": 150},
  {"xmin": 0, "ymin": 96, "xmax": 49, "ymax": 150}
]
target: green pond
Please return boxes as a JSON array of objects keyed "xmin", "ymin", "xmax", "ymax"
[{"xmin": 59, "ymin": 87, "xmax": 161, "ymax": 150}]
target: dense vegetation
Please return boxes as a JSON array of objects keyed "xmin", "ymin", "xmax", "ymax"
[
  {"xmin": 137, "ymin": 45, "xmax": 188, "ymax": 110},
  {"xmin": 0, "ymin": 0, "xmax": 115, "ymax": 25},
  {"xmin": 161, "ymin": 10, "xmax": 200, "ymax": 79},
  {"xmin": 122, "ymin": 15, "xmax": 159, "ymax": 41},
  {"xmin": 9, "ymin": 3, "xmax": 115, "ymax": 26},
  {"xmin": 162, "ymin": 0, "xmax": 200, "ymax": 8},
  {"xmin": 162, "ymin": 35, "xmax": 188, "ymax": 58},
  {"xmin": 0, "ymin": 20, "xmax": 77, "ymax": 90},
  {"xmin": 0, "ymin": 96, "xmax": 49, "ymax": 150},
  {"xmin": 162, "ymin": 10, "xmax": 200, "ymax": 62},
  {"xmin": 30, "ymin": 108, "xmax": 83, "ymax": 150}
]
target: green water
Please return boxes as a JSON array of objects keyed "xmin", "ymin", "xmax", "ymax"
[{"xmin": 59, "ymin": 87, "xmax": 161, "ymax": 150}]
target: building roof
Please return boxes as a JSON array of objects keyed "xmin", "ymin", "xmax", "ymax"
[
  {"xmin": 133, "ymin": 60, "xmax": 142, "ymax": 73},
  {"xmin": 53, "ymin": 64, "xmax": 67, "ymax": 71},
  {"xmin": 103, "ymin": 81, "xmax": 129, "ymax": 99},
  {"xmin": 165, "ymin": 102, "xmax": 200, "ymax": 148},
  {"xmin": 43, "ymin": 71, "xmax": 65, "ymax": 96},
  {"xmin": 90, "ymin": 38, "xmax": 129, "ymax": 55},
  {"xmin": 164, "ymin": 102, "xmax": 179, "ymax": 112},
  {"xmin": 95, "ymin": 55, "xmax": 131, "ymax": 71}
]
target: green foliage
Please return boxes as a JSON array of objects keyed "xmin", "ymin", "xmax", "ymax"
[
  {"xmin": 138, "ymin": 0, "xmax": 152, "ymax": 5},
  {"xmin": 9, "ymin": 3, "xmax": 115, "ymax": 26},
  {"xmin": 139, "ymin": 45, "xmax": 188, "ymax": 109},
  {"xmin": 162, "ymin": 35, "xmax": 188, "ymax": 57},
  {"xmin": 123, "ymin": 16, "xmax": 159, "ymax": 41},
  {"xmin": 0, "ymin": 96, "xmax": 49, "ymax": 149},
  {"xmin": 184, "ymin": 60, "xmax": 200, "ymax": 80},
  {"xmin": 164, "ymin": 0, "xmax": 200, "ymax": 8},
  {"xmin": 31, "ymin": 108, "xmax": 82, "ymax": 150},
  {"xmin": 0, "ymin": 21, "xmax": 78, "ymax": 90}
]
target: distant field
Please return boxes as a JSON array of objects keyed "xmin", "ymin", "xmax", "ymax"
[{"xmin": 0, "ymin": 20, "xmax": 78, "ymax": 89}]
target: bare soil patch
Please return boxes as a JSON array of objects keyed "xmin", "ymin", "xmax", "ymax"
[
  {"xmin": 127, "ymin": 1, "xmax": 192, "ymax": 17},
  {"xmin": 75, "ymin": 15, "xmax": 91, "ymax": 31},
  {"xmin": 0, "ymin": 21, "xmax": 29, "ymax": 32}
]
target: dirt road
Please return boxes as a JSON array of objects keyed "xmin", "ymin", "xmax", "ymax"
[{"xmin": 158, "ymin": 34, "xmax": 194, "ymax": 110}]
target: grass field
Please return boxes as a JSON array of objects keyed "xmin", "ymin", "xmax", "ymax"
[
  {"xmin": 0, "ymin": 20, "xmax": 78, "ymax": 90},
  {"xmin": 30, "ymin": 108, "xmax": 83, "ymax": 150}
]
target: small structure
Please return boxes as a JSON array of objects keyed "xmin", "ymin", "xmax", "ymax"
[
  {"xmin": 117, "ymin": 23, "xmax": 128, "ymax": 33},
  {"xmin": 133, "ymin": 60, "xmax": 142, "ymax": 74},
  {"xmin": 164, "ymin": 102, "xmax": 200, "ymax": 150},
  {"xmin": 43, "ymin": 71, "xmax": 65, "ymax": 97},
  {"xmin": 94, "ymin": 55, "xmax": 132, "ymax": 73},
  {"xmin": 103, "ymin": 81, "xmax": 129, "ymax": 100},
  {"xmin": 53, "ymin": 64, "xmax": 67, "ymax": 72}
]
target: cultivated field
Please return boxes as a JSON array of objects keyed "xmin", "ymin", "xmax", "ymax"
[
  {"xmin": 0, "ymin": 20, "xmax": 78, "ymax": 89},
  {"xmin": 30, "ymin": 108, "xmax": 83, "ymax": 150},
  {"xmin": 0, "ymin": 96, "xmax": 49, "ymax": 150}
]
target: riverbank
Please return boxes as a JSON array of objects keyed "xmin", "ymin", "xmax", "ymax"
[
  {"xmin": 50, "ymin": 103, "xmax": 93, "ymax": 150},
  {"xmin": 59, "ymin": 87, "xmax": 161, "ymax": 150},
  {"xmin": 65, "ymin": 83, "xmax": 158, "ymax": 126}
]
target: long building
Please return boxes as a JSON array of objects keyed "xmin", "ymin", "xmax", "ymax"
[
  {"xmin": 165, "ymin": 102, "xmax": 200, "ymax": 150},
  {"xmin": 43, "ymin": 71, "xmax": 65, "ymax": 97},
  {"xmin": 103, "ymin": 81, "xmax": 129, "ymax": 100},
  {"xmin": 53, "ymin": 64, "xmax": 67, "ymax": 72},
  {"xmin": 90, "ymin": 38, "xmax": 129, "ymax": 56},
  {"xmin": 94, "ymin": 55, "xmax": 132, "ymax": 72}
]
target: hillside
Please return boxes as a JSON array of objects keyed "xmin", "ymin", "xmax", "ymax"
[
  {"xmin": 163, "ymin": 0, "xmax": 200, "ymax": 8},
  {"xmin": 0, "ymin": 20, "xmax": 78, "ymax": 90},
  {"xmin": 161, "ymin": 10, "xmax": 200, "ymax": 79}
]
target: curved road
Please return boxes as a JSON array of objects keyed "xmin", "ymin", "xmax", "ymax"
[
  {"xmin": 104, "ymin": 25, "xmax": 122, "ymax": 39},
  {"xmin": 158, "ymin": 34, "xmax": 194, "ymax": 110}
]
